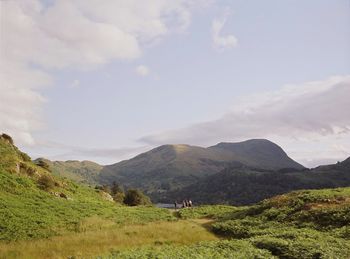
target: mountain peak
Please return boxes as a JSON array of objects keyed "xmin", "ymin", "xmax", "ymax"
[{"xmin": 209, "ymin": 139, "xmax": 304, "ymax": 170}]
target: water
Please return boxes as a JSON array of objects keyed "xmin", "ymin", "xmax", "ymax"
[{"xmin": 155, "ymin": 203, "xmax": 175, "ymax": 209}]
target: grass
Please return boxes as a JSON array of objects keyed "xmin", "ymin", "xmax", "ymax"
[
  {"xmin": 0, "ymin": 138, "xmax": 175, "ymax": 241},
  {"xmin": 0, "ymin": 169, "xmax": 175, "ymax": 241},
  {"xmin": 0, "ymin": 219, "xmax": 218, "ymax": 259},
  {"xmin": 107, "ymin": 240, "xmax": 276, "ymax": 259},
  {"xmin": 1, "ymin": 138, "xmax": 350, "ymax": 258},
  {"xmin": 177, "ymin": 205, "xmax": 241, "ymax": 220},
  {"xmin": 210, "ymin": 187, "xmax": 350, "ymax": 259}
]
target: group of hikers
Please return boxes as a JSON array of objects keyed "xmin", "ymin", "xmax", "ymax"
[{"xmin": 174, "ymin": 199, "xmax": 192, "ymax": 209}]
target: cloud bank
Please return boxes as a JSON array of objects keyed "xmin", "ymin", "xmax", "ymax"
[
  {"xmin": 0, "ymin": 0, "xmax": 202, "ymax": 146},
  {"xmin": 140, "ymin": 75, "xmax": 350, "ymax": 146}
]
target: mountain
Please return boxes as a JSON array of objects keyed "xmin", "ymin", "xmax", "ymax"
[
  {"xmin": 97, "ymin": 139, "xmax": 304, "ymax": 194},
  {"xmin": 209, "ymin": 139, "xmax": 304, "ymax": 170},
  {"xmin": 162, "ymin": 157, "xmax": 350, "ymax": 205},
  {"xmin": 37, "ymin": 158, "xmax": 103, "ymax": 185}
]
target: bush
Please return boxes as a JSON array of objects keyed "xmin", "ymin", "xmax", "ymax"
[
  {"xmin": 37, "ymin": 175, "xmax": 56, "ymax": 190},
  {"xmin": 113, "ymin": 192, "xmax": 125, "ymax": 204},
  {"xmin": 124, "ymin": 189, "xmax": 152, "ymax": 206},
  {"xmin": 19, "ymin": 162, "xmax": 36, "ymax": 176}
]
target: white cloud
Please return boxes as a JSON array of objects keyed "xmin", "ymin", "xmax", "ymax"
[
  {"xmin": 27, "ymin": 140, "xmax": 150, "ymax": 165},
  {"xmin": 139, "ymin": 75, "xmax": 350, "ymax": 163},
  {"xmin": 0, "ymin": 0, "xmax": 203, "ymax": 146},
  {"xmin": 211, "ymin": 10, "xmax": 238, "ymax": 50},
  {"xmin": 136, "ymin": 65, "xmax": 150, "ymax": 77}
]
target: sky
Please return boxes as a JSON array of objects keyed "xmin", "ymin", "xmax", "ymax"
[{"xmin": 0, "ymin": 0, "xmax": 349, "ymax": 167}]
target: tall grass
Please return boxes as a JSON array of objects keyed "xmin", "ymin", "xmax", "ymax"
[{"xmin": 0, "ymin": 219, "xmax": 218, "ymax": 259}]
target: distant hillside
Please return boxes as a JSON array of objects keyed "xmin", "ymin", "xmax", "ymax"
[
  {"xmin": 37, "ymin": 158, "xmax": 103, "ymax": 185},
  {"xmin": 98, "ymin": 139, "xmax": 303, "ymax": 193},
  {"xmin": 209, "ymin": 139, "xmax": 304, "ymax": 170},
  {"xmin": 162, "ymin": 157, "xmax": 350, "ymax": 205}
]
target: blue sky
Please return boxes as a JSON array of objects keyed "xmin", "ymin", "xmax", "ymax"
[{"xmin": 1, "ymin": 0, "xmax": 349, "ymax": 166}]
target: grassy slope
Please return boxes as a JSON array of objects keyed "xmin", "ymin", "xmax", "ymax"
[
  {"xmin": 38, "ymin": 158, "xmax": 103, "ymax": 185},
  {"xmin": 210, "ymin": 187, "xmax": 350, "ymax": 259},
  {"xmin": 0, "ymin": 138, "xmax": 174, "ymax": 241},
  {"xmin": 109, "ymin": 187, "xmax": 350, "ymax": 259},
  {"xmin": 91, "ymin": 188, "xmax": 350, "ymax": 259}
]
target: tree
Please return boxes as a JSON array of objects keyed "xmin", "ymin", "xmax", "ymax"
[
  {"xmin": 110, "ymin": 181, "xmax": 125, "ymax": 204},
  {"xmin": 113, "ymin": 192, "xmax": 125, "ymax": 204},
  {"xmin": 111, "ymin": 181, "xmax": 124, "ymax": 195},
  {"xmin": 123, "ymin": 189, "xmax": 152, "ymax": 206}
]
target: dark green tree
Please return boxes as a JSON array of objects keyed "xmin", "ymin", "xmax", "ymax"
[
  {"xmin": 111, "ymin": 181, "xmax": 124, "ymax": 195},
  {"xmin": 123, "ymin": 189, "xmax": 152, "ymax": 206}
]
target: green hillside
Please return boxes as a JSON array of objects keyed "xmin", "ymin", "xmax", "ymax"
[
  {"xmin": 209, "ymin": 139, "xmax": 304, "ymax": 170},
  {"xmin": 101, "ymin": 187, "xmax": 350, "ymax": 258},
  {"xmin": 1, "ymin": 134, "xmax": 349, "ymax": 258},
  {"xmin": 0, "ymin": 135, "xmax": 173, "ymax": 241},
  {"xmin": 37, "ymin": 158, "xmax": 103, "ymax": 185}
]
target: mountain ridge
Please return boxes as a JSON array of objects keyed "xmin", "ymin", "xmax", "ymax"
[{"xmin": 96, "ymin": 139, "xmax": 304, "ymax": 194}]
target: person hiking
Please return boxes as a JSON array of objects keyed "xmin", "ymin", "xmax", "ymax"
[
  {"xmin": 182, "ymin": 200, "xmax": 186, "ymax": 208},
  {"xmin": 188, "ymin": 199, "xmax": 192, "ymax": 208},
  {"xmin": 174, "ymin": 201, "xmax": 177, "ymax": 210}
]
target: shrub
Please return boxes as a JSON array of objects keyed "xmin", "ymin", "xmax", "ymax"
[
  {"xmin": 113, "ymin": 192, "xmax": 125, "ymax": 204},
  {"xmin": 37, "ymin": 175, "xmax": 56, "ymax": 190},
  {"xmin": 124, "ymin": 189, "xmax": 152, "ymax": 206},
  {"xmin": 19, "ymin": 162, "xmax": 36, "ymax": 176}
]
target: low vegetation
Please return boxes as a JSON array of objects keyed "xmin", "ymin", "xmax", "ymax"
[
  {"xmin": 211, "ymin": 187, "xmax": 350, "ymax": 258},
  {"xmin": 0, "ymin": 136, "xmax": 174, "ymax": 242},
  {"xmin": 177, "ymin": 205, "xmax": 241, "ymax": 220},
  {"xmin": 0, "ymin": 220, "xmax": 217, "ymax": 259},
  {"xmin": 1, "ymin": 134, "xmax": 349, "ymax": 258}
]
